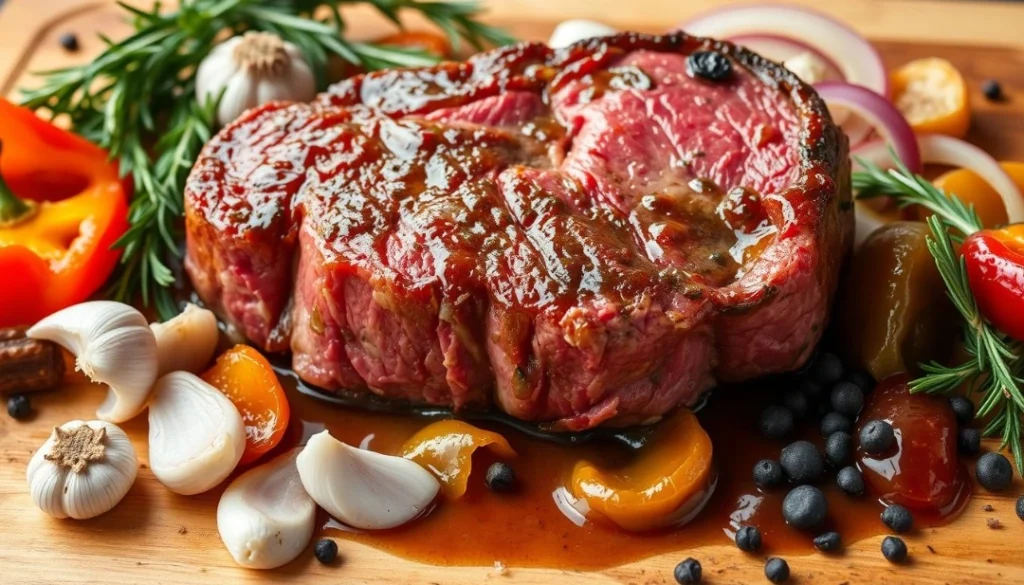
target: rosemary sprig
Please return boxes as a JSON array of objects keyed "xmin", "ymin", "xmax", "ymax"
[
  {"xmin": 854, "ymin": 156, "xmax": 1024, "ymax": 475},
  {"xmin": 20, "ymin": 0, "xmax": 513, "ymax": 319}
]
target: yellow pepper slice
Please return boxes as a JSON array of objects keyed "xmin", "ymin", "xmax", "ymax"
[
  {"xmin": 570, "ymin": 409, "xmax": 714, "ymax": 532},
  {"xmin": 401, "ymin": 420, "xmax": 516, "ymax": 499},
  {"xmin": 921, "ymin": 162, "xmax": 1024, "ymax": 228},
  {"xmin": 891, "ymin": 57, "xmax": 970, "ymax": 138}
]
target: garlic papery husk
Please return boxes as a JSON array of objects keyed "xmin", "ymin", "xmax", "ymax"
[
  {"xmin": 151, "ymin": 303, "xmax": 219, "ymax": 376},
  {"xmin": 217, "ymin": 448, "xmax": 314, "ymax": 569},
  {"xmin": 27, "ymin": 420, "xmax": 138, "ymax": 520},
  {"xmin": 27, "ymin": 301, "xmax": 158, "ymax": 423},
  {"xmin": 297, "ymin": 431, "xmax": 440, "ymax": 530},
  {"xmin": 148, "ymin": 371, "xmax": 245, "ymax": 495},
  {"xmin": 548, "ymin": 20, "xmax": 618, "ymax": 48},
  {"xmin": 196, "ymin": 31, "xmax": 317, "ymax": 127}
]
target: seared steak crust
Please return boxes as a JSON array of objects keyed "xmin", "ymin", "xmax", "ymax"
[{"xmin": 185, "ymin": 32, "xmax": 851, "ymax": 430}]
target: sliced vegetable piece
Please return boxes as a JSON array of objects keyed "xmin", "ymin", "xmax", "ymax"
[
  {"xmin": 963, "ymin": 225, "xmax": 1024, "ymax": 341},
  {"xmin": 925, "ymin": 162, "xmax": 1024, "ymax": 228},
  {"xmin": 891, "ymin": 58, "xmax": 970, "ymax": 139},
  {"xmin": 918, "ymin": 136, "xmax": 1024, "ymax": 223},
  {"xmin": 569, "ymin": 409, "xmax": 715, "ymax": 532},
  {"xmin": 376, "ymin": 31, "xmax": 453, "ymax": 59},
  {"xmin": 401, "ymin": 419, "xmax": 516, "ymax": 499},
  {"xmin": 817, "ymin": 82, "xmax": 921, "ymax": 173},
  {"xmin": 202, "ymin": 345, "xmax": 290, "ymax": 465}
]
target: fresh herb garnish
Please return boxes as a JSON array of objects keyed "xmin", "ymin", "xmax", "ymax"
[
  {"xmin": 20, "ymin": 0, "xmax": 513, "ymax": 319},
  {"xmin": 854, "ymin": 155, "xmax": 1024, "ymax": 475}
]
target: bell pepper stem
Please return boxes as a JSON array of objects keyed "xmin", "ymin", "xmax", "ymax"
[{"xmin": 0, "ymin": 139, "xmax": 35, "ymax": 225}]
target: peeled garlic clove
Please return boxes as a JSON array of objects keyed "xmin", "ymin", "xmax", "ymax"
[
  {"xmin": 28, "ymin": 301, "xmax": 158, "ymax": 423},
  {"xmin": 151, "ymin": 303, "xmax": 219, "ymax": 376},
  {"xmin": 27, "ymin": 420, "xmax": 138, "ymax": 520},
  {"xmin": 148, "ymin": 372, "xmax": 245, "ymax": 495},
  {"xmin": 217, "ymin": 448, "xmax": 314, "ymax": 569},
  {"xmin": 297, "ymin": 431, "xmax": 439, "ymax": 530}
]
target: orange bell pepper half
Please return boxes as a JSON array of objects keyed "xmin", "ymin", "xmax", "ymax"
[{"xmin": 0, "ymin": 99, "xmax": 128, "ymax": 327}]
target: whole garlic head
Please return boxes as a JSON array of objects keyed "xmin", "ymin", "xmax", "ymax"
[
  {"xmin": 28, "ymin": 301, "xmax": 158, "ymax": 423},
  {"xmin": 27, "ymin": 420, "xmax": 138, "ymax": 520},
  {"xmin": 217, "ymin": 449, "xmax": 314, "ymax": 569},
  {"xmin": 196, "ymin": 31, "xmax": 317, "ymax": 127},
  {"xmin": 148, "ymin": 372, "xmax": 246, "ymax": 495}
]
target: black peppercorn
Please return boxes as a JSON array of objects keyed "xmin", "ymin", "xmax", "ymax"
[
  {"xmin": 798, "ymin": 379, "xmax": 823, "ymax": 398},
  {"xmin": 314, "ymin": 538, "xmax": 338, "ymax": 564},
  {"xmin": 781, "ymin": 389, "xmax": 809, "ymax": 419},
  {"xmin": 830, "ymin": 382, "xmax": 864, "ymax": 417},
  {"xmin": 976, "ymin": 453, "xmax": 1013, "ymax": 492},
  {"xmin": 881, "ymin": 536, "xmax": 908, "ymax": 563},
  {"xmin": 820, "ymin": 412, "xmax": 852, "ymax": 437},
  {"xmin": 836, "ymin": 466, "xmax": 865, "ymax": 496},
  {"xmin": 780, "ymin": 441, "xmax": 824, "ymax": 484},
  {"xmin": 982, "ymin": 79, "xmax": 1003, "ymax": 102},
  {"xmin": 1016, "ymin": 495, "xmax": 1024, "ymax": 521},
  {"xmin": 881, "ymin": 504, "xmax": 914, "ymax": 533},
  {"xmin": 813, "ymin": 531, "xmax": 842, "ymax": 553},
  {"xmin": 760, "ymin": 405, "xmax": 795, "ymax": 439},
  {"xmin": 59, "ymin": 32, "xmax": 80, "ymax": 52},
  {"xmin": 958, "ymin": 427, "xmax": 981, "ymax": 455},
  {"xmin": 735, "ymin": 525, "xmax": 762, "ymax": 553},
  {"xmin": 673, "ymin": 557, "xmax": 702, "ymax": 584},
  {"xmin": 686, "ymin": 51, "xmax": 732, "ymax": 82},
  {"xmin": 753, "ymin": 459, "xmax": 784, "ymax": 489},
  {"xmin": 7, "ymin": 394, "xmax": 30, "ymax": 420},
  {"xmin": 948, "ymin": 396, "xmax": 975, "ymax": 426},
  {"xmin": 485, "ymin": 461, "xmax": 516, "ymax": 492},
  {"xmin": 811, "ymin": 353, "xmax": 844, "ymax": 386},
  {"xmin": 844, "ymin": 369, "xmax": 875, "ymax": 393},
  {"xmin": 764, "ymin": 557, "xmax": 790, "ymax": 583},
  {"xmin": 782, "ymin": 485, "xmax": 828, "ymax": 530},
  {"xmin": 859, "ymin": 420, "xmax": 896, "ymax": 454}
]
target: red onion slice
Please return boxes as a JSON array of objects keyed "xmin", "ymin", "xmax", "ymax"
[{"xmin": 816, "ymin": 82, "xmax": 922, "ymax": 173}]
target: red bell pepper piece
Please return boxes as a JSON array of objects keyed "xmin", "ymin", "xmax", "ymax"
[{"xmin": 963, "ymin": 225, "xmax": 1024, "ymax": 341}]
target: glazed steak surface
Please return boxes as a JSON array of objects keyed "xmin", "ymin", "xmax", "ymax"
[{"xmin": 185, "ymin": 33, "xmax": 852, "ymax": 430}]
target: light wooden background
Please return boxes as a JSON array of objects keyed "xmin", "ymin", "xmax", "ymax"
[{"xmin": 1, "ymin": 1, "xmax": 1024, "ymax": 584}]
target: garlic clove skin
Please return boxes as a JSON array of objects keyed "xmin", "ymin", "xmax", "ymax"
[
  {"xmin": 27, "ymin": 420, "xmax": 138, "ymax": 520},
  {"xmin": 297, "ymin": 431, "xmax": 439, "ymax": 530},
  {"xmin": 196, "ymin": 32, "xmax": 317, "ymax": 127},
  {"xmin": 217, "ymin": 448, "xmax": 314, "ymax": 569},
  {"xmin": 150, "ymin": 303, "xmax": 219, "ymax": 376},
  {"xmin": 28, "ymin": 301, "xmax": 158, "ymax": 423},
  {"xmin": 148, "ymin": 372, "xmax": 246, "ymax": 495},
  {"xmin": 548, "ymin": 20, "xmax": 619, "ymax": 49}
]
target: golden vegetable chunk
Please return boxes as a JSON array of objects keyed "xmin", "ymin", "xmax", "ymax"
[
  {"xmin": 401, "ymin": 420, "xmax": 516, "ymax": 499},
  {"xmin": 569, "ymin": 409, "xmax": 714, "ymax": 532},
  {"xmin": 836, "ymin": 221, "xmax": 958, "ymax": 380}
]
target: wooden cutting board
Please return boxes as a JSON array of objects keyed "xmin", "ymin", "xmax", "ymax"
[{"xmin": 2, "ymin": 1, "xmax": 1024, "ymax": 584}]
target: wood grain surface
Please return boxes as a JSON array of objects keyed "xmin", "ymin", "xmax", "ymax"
[{"xmin": 1, "ymin": 1, "xmax": 1024, "ymax": 584}]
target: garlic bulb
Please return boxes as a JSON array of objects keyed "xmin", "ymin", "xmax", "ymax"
[
  {"xmin": 217, "ymin": 449, "xmax": 314, "ymax": 569},
  {"xmin": 27, "ymin": 420, "xmax": 138, "ymax": 520},
  {"xmin": 196, "ymin": 31, "xmax": 317, "ymax": 127},
  {"xmin": 28, "ymin": 301, "xmax": 158, "ymax": 423},
  {"xmin": 151, "ymin": 303, "xmax": 219, "ymax": 376},
  {"xmin": 548, "ymin": 20, "xmax": 618, "ymax": 49},
  {"xmin": 297, "ymin": 430, "xmax": 439, "ymax": 530},
  {"xmin": 148, "ymin": 372, "xmax": 245, "ymax": 495}
]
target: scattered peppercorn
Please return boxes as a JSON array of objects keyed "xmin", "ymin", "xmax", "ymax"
[
  {"xmin": 986, "ymin": 517, "xmax": 1002, "ymax": 529},
  {"xmin": 59, "ymin": 32, "xmax": 80, "ymax": 52},
  {"xmin": 314, "ymin": 538, "xmax": 338, "ymax": 564},
  {"xmin": 948, "ymin": 396, "xmax": 975, "ymax": 426},
  {"xmin": 824, "ymin": 431, "xmax": 853, "ymax": 467},
  {"xmin": 753, "ymin": 459, "xmax": 785, "ymax": 489},
  {"xmin": 7, "ymin": 394, "xmax": 30, "ymax": 420},
  {"xmin": 859, "ymin": 420, "xmax": 896, "ymax": 454},
  {"xmin": 674, "ymin": 557, "xmax": 702, "ymax": 584},
  {"xmin": 820, "ymin": 412, "xmax": 852, "ymax": 436},
  {"xmin": 976, "ymin": 453, "xmax": 1013, "ymax": 492},
  {"xmin": 881, "ymin": 536, "xmax": 908, "ymax": 563},
  {"xmin": 485, "ymin": 462, "xmax": 516, "ymax": 492},
  {"xmin": 958, "ymin": 428, "xmax": 981, "ymax": 455},
  {"xmin": 844, "ymin": 369, "xmax": 875, "ymax": 393},
  {"xmin": 812, "ymin": 353, "xmax": 844, "ymax": 386},
  {"xmin": 782, "ymin": 485, "xmax": 828, "ymax": 530},
  {"xmin": 813, "ymin": 531, "xmax": 842, "ymax": 553},
  {"xmin": 735, "ymin": 525, "xmax": 762, "ymax": 553},
  {"xmin": 1015, "ymin": 495, "xmax": 1024, "ymax": 521},
  {"xmin": 881, "ymin": 504, "xmax": 914, "ymax": 533},
  {"xmin": 686, "ymin": 51, "xmax": 733, "ymax": 82},
  {"xmin": 760, "ymin": 405, "xmax": 795, "ymax": 439},
  {"xmin": 764, "ymin": 557, "xmax": 790, "ymax": 583},
  {"xmin": 782, "ymin": 389, "xmax": 809, "ymax": 419},
  {"xmin": 780, "ymin": 441, "xmax": 824, "ymax": 484},
  {"xmin": 982, "ymin": 79, "xmax": 1003, "ymax": 102},
  {"xmin": 830, "ymin": 382, "xmax": 864, "ymax": 417},
  {"xmin": 836, "ymin": 466, "xmax": 865, "ymax": 496}
]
